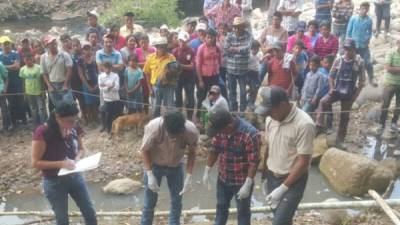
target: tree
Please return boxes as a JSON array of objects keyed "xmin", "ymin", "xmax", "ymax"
[{"xmin": 100, "ymin": 0, "xmax": 182, "ymax": 28}]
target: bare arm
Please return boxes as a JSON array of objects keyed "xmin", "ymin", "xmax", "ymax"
[
  {"xmin": 75, "ymin": 134, "xmax": 85, "ymax": 161},
  {"xmin": 142, "ymin": 150, "xmax": 152, "ymax": 171},
  {"xmin": 6, "ymin": 60, "xmax": 20, "ymax": 71},
  {"xmin": 186, "ymin": 147, "xmax": 196, "ymax": 174},
  {"xmin": 385, "ymin": 64, "xmax": 400, "ymax": 74},
  {"xmin": 206, "ymin": 151, "xmax": 219, "ymax": 168},
  {"xmin": 283, "ymin": 155, "xmax": 311, "ymax": 187}
]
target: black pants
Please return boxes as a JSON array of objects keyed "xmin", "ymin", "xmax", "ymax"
[
  {"xmin": 104, "ymin": 101, "xmax": 119, "ymax": 133},
  {"xmin": 375, "ymin": 3, "xmax": 391, "ymax": 32}
]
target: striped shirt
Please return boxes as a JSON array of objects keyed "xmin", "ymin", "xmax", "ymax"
[
  {"xmin": 331, "ymin": 0, "xmax": 354, "ymax": 25},
  {"xmin": 314, "ymin": 35, "xmax": 339, "ymax": 57},
  {"xmin": 224, "ymin": 31, "xmax": 252, "ymax": 76}
]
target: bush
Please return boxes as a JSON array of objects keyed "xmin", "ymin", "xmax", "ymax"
[{"xmin": 100, "ymin": 0, "xmax": 182, "ymax": 28}]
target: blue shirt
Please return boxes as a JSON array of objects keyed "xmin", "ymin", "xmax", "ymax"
[
  {"xmin": 124, "ymin": 67, "xmax": 143, "ymax": 90},
  {"xmin": 189, "ymin": 38, "xmax": 203, "ymax": 55},
  {"xmin": 346, "ymin": 15, "xmax": 373, "ymax": 49},
  {"xmin": 0, "ymin": 51, "xmax": 22, "ymax": 91},
  {"xmin": 95, "ymin": 49, "xmax": 123, "ymax": 65},
  {"xmin": 318, "ymin": 67, "xmax": 330, "ymax": 97},
  {"xmin": 314, "ymin": 0, "xmax": 332, "ymax": 23}
]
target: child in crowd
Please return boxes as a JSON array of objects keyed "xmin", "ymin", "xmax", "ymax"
[
  {"xmin": 98, "ymin": 62, "xmax": 120, "ymax": 134},
  {"xmin": 124, "ymin": 55, "xmax": 143, "ymax": 113},
  {"xmin": 319, "ymin": 54, "xmax": 335, "ymax": 131},
  {"xmin": 301, "ymin": 56, "xmax": 324, "ymax": 113},
  {"xmin": 78, "ymin": 42, "xmax": 99, "ymax": 125},
  {"xmin": 19, "ymin": 53, "xmax": 46, "ymax": 125},
  {"xmin": 292, "ymin": 40, "xmax": 309, "ymax": 99},
  {"xmin": 247, "ymin": 40, "xmax": 262, "ymax": 109}
]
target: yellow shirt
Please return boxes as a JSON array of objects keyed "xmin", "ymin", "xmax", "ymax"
[
  {"xmin": 143, "ymin": 53, "xmax": 176, "ymax": 85},
  {"xmin": 119, "ymin": 24, "xmax": 145, "ymax": 38}
]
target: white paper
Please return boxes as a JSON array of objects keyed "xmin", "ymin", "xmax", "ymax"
[{"xmin": 58, "ymin": 152, "xmax": 102, "ymax": 176}]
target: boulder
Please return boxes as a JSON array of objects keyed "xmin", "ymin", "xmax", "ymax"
[
  {"xmin": 319, "ymin": 148, "xmax": 395, "ymax": 196},
  {"xmin": 312, "ymin": 135, "xmax": 329, "ymax": 163},
  {"xmin": 378, "ymin": 158, "xmax": 400, "ymax": 177},
  {"xmin": 102, "ymin": 178, "xmax": 142, "ymax": 195}
]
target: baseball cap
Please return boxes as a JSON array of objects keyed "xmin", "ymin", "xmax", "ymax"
[
  {"xmin": 296, "ymin": 21, "xmax": 307, "ymax": 32},
  {"xmin": 255, "ymin": 86, "xmax": 289, "ymax": 116},
  {"xmin": 178, "ymin": 31, "xmax": 190, "ymax": 42},
  {"xmin": 160, "ymin": 24, "xmax": 169, "ymax": 31},
  {"xmin": 152, "ymin": 36, "xmax": 168, "ymax": 46},
  {"xmin": 209, "ymin": 85, "xmax": 221, "ymax": 95},
  {"xmin": 43, "ymin": 35, "xmax": 57, "ymax": 45},
  {"xmin": 87, "ymin": 9, "xmax": 100, "ymax": 18},
  {"xmin": 207, "ymin": 109, "xmax": 233, "ymax": 137},
  {"xmin": 343, "ymin": 38, "xmax": 356, "ymax": 49},
  {"xmin": 0, "ymin": 36, "xmax": 12, "ymax": 44},
  {"xmin": 196, "ymin": 23, "xmax": 207, "ymax": 31}
]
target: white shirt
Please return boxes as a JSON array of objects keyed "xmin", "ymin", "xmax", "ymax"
[
  {"xmin": 248, "ymin": 51, "xmax": 263, "ymax": 72},
  {"xmin": 202, "ymin": 95, "xmax": 229, "ymax": 113},
  {"xmin": 98, "ymin": 72, "xmax": 120, "ymax": 102},
  {"xmin": 277, "ymin": 0, "xmax": 304, "ymax": 32}
]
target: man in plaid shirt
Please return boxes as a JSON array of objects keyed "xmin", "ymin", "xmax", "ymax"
[{"xmin": 202, "ymin": 109, "xmax": 261, "ymax": 225}]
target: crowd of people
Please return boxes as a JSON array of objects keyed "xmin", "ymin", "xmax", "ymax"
[{"xmin": 1, "ymin": 0, "xmax": 398, "ymax": 224}]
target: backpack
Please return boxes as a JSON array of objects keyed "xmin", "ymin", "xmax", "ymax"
[{"xmin": 334, "ymin": 55, "xmax": 362, "ymax": 100}]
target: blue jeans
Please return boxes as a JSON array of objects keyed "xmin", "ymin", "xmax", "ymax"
[
  {"xmin": 356, "ymin": 48, "xmax": 374, "ymax": 82},
  {"xmin": 259, "ymin": 62, "xmax": 268, "ymax": 83},
  {"xmin": 302, "ymin": 101, "xmax": 317, "ymax": 114},
  {"xmin": 43, "ymin": 173, "xmax": 97, "ymax": 225},
  {"xmin": 266, "ymin": 172, "xmax": 308, "ymax": 225},
  {"xmin": 227, "ymin": 74, "xmax": 247, "ymax": 113},
  {"xmin": 49, "ymin": 82, "xmax": 74, "ymax": 107},
  {"xmin": 141, "ymin": 164, "xmax": 184, "ymax": 225},
  {"xmin": 152, "ymin": 85, "xmax": 176, "ymax": 118},
  {"xmin": 27, "ymin": 95, "xmax": 46, "ymax": 125},
  {"xmin": 215, "ymin": 179, "xmax": 252, "ymax": 225}
]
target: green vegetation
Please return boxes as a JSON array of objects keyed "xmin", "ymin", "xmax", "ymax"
[{"xmin": 100, "ymin": 0, "xmax": 182, "ymax": 28}]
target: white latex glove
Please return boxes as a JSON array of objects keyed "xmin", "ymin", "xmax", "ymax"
[
  {"xmin": 236, "ymin": 177, "xmax": 253, "ymax": 200},
  {"xmin": 265, "ymin": 184, "xmax": 289, "ymax": 209},
  {"xmin": 202, "ymin": 166, "xmax": 212, "ymax": 190},
  {"xmin": 179, "ymin": 173, "xmax": 193, "ymax": 195},
  {"xmin": 146, "ymin": 170, "xmax": 160, "ymax": 193}
]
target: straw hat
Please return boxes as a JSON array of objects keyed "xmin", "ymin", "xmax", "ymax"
[{"xmin": 232, "ymin": 17, "xmax": 246, "ymax": 26}]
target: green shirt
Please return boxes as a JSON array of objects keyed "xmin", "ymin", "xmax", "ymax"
[
  {"xmin": 19, "ymin": 64, "xmax": 44, "ymax": 95},
  {"xmin": 0, "ymin": 62, "xmax": 8, "ymax": 93},
  {"xmin": 384, "ymin": 49, "xmax": 400, "ymax": 86}
]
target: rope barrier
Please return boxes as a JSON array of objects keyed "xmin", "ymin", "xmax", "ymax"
[
  {"xmin": 1, "ymin": 198, "xmax": 400, "ymax": 217},
  {"xmin": 0, "ymin": 89, "xmax": 396, "ymax": 115}
]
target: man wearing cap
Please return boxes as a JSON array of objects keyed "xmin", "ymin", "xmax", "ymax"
[
  {"xmin": 202, "ymin": 109, "xmax": 260, "ymax": 225},
  {"xmin": 206, "ymin": 0, "xmax": 241, "ymax": 29},
  {"xmin": 120, "ymin": 12, "xmax": 144, "ymax": 38},
  {"xmin": 189, "ymin": 23, "xmax": 207, "ymax": 54},
  {"xmin": 277, "ymin": 0, "xmax": 303, "ymax": 36},
  {"xmin": 159, "ymin": 25, "xmax": 170, "ymax": 38},
  {"xmin": 86, "ymin": 9, "xmax": 106, "ymax": 43},
  {"xmin": 140, "ymin": 111, "xmax": 199, "ymax": 225},
  {"xmin": 256, "ymin": 85, "xmax": 315, "ymax": 225},
  {"xmin": 224, "ymin": 16, "xmax": 252, "ymax": 114},
  {"xmin": 286, "ymin": 21, "xmax": 311, "ymax": 53},
  {"xmin": 0, "ymin": 60, "xmax": 11, "ymax": 131},
  {"xmin": 265, "ymin": 42, "xmax": 297, "ymax": 94},
  {"xmin": 41, "ymin": 35, "xmax": 74, "ymax": 107},
  {"xmin": 314, "ymin": 21, "xmax": 339, "ymax": 57},
  {"xmin": 316, "ymin": 38, "xmax": 365, "ymax": 149},
  {"xmin": 143, "ymin": 36, "xmax": 176, "ymax": 117},
  {"xmin": 172, "ymin": 31, "xmax": 196, "ymax": 120},
  {"xmin": 1, "ymin": 36, "xmax": 27, "ymax": 126}
]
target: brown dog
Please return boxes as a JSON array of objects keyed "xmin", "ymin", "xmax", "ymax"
[{"xmin": 111, "ymin": 112, "xmax": 151, "ymax": 137}]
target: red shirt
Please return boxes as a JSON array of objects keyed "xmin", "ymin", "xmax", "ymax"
[
  {"xmin": 196, "ymin": 43, "xmax": 222, "ymax": 77},
  {"xmin": 172, "ymin": 46, "xmax": 195, "ymax": 80},
  {"xmin": 286, "ymin": 35, "xmax": 312, "ymax": 53},
  {"xmin": 114, "ymin": 35, "xmax": 126, "ymax": 51},
  {"xmin": 314, "ymin": 35, "xmax": 339, "ymax": 57},
  {"xmin": 268, "ymin": 57, "xmax": 296, "ymax": 90}
]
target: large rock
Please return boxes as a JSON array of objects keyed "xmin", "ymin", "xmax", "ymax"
[
  {"xmin": 102, "ymin": 178, "xmax": 142, "ymax": 195},
  {"xmin": 319, "ymin": 148, "xmax": 395, "ymax": 196},
  {"xmin": 379, "ymin": 158, "xmax": 400, "ymax": 178}
]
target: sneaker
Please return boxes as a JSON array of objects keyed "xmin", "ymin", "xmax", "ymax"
[{"xmin": 390, "ymin": 123, "xmax": 400, "ymax": 132}]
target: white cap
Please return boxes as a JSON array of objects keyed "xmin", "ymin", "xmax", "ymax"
[
  {"xmin": 160, "ymin": 24, "xmax": 169, "ymax": 30},
  {"xmin": 152, "ymin": 36, "xmax": 168, "ymax": 46},
  {"xmin": 178, "ymin": 31, "xmax": 190, "ymax": 42},
  {"xmin": 87, "ymin": 8, "xmax": 100, "ymax": 18},
  {"xmin": 195, "ymin": 23, "xmax": 207, "ymax": 31},
  {"xmin": 81, "ymin": 41, "xmax": 91, "ymax": 48}
]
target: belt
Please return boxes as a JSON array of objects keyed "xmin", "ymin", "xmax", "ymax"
[{"xmin": 271, "ymin": 171, "xmax": 289, "ymax": 179}]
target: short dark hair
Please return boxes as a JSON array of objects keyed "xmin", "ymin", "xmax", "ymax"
[
  {"xmin": 319, "ymin": 20, "xmax": 331, "ymax": 29},
  {"xmin": 307, "ymin": 20, "xmax": 319, "ymax": 29},
  {"xmin": 251, "ymin": 39, "xmax": 261, "ymax": 49},
  {"xmin": 59, "ymin": 34, "xmax": 71, "ymax": 42},
  {"xmin": 272, "ymin": 11, "xmax": 283, "ymax": 20},
  {"xmin": 104, "ymin": 33, "xmax": 114, "ymax": 40},
  {"xmin": 322, "ymin": 54, "xmax": 335, "ymax": 66},
  {"xmin": 163, "ymin": 111, "xmax": 186, "ymax": 135},
  {"xmin": 360, "ymin": 2, "xmax": 370, "ymax": 8},
  {"xmin": 206, "ymin": 28, "xmax": 218, "ymax": 37},
  {"xmin": 103, "ymin": 62, "xmax": 113, "ymax": 69},
  {"xmin": 128, "ymin": 54, "xmax": 138, "ymax": 63},
  {"xmin": 124, "ymin": 12, "xmax": 135, "ymax": 17},
  {"xmin": 310, "ymin": 55, "xmax": 321, "ymax": 65},
  {"xmin": 24, "ymin": 53, "xmax": 34, "ymax": 60}
]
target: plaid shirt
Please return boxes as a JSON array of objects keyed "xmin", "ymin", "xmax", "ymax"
[
  {"xmin": 332, "ymin": 0, "xmax": 354, "ymax": 25},
  {"xmin": 212, "ymin": 118, "xmax": 261, "ymax": 186},
  {"xmin": 314, "ymin": 35, "xmax": 339, "ymax": 57},
  {"xmin": 224, "ymin": 31, "xmax": 252, "ymax": 76}
]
